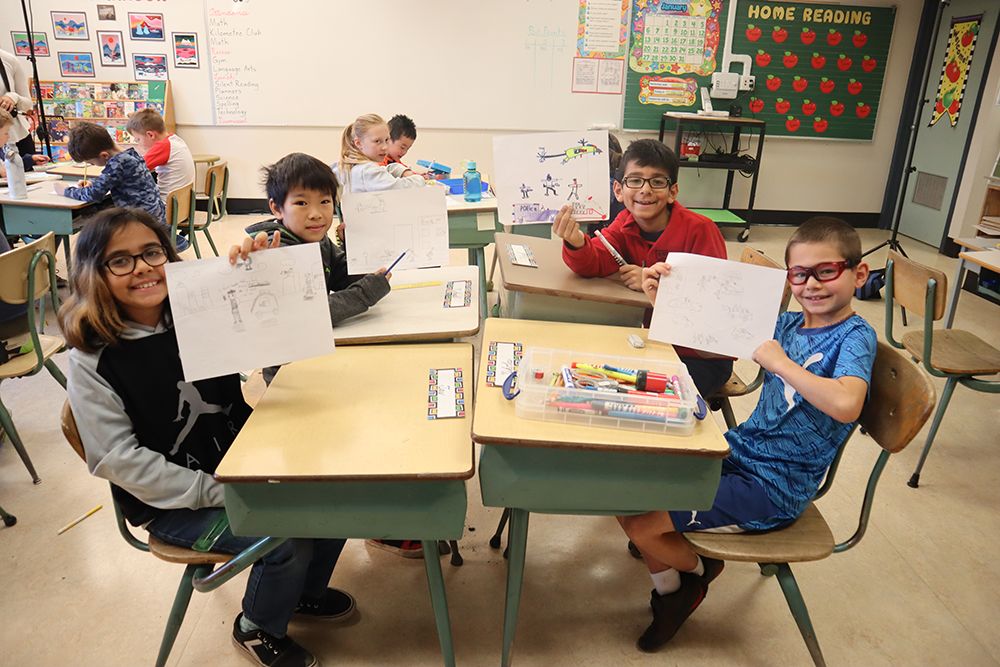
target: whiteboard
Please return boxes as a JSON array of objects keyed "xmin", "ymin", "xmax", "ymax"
[{"xmin": 202, "ymin": 0, "xmax": 624, "ymax": 131}]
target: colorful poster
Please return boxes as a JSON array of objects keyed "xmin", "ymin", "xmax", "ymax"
[
  {"xmin": 577, "ymin": 0, "xmax": 630, "ymax": 58},
  {"xmin": 133, "ymin": 54, "xmax": 168, "ymax": 81},
  {"xmin": 51, "ymin": 12, "xmax": 88, "ymax": 40},
  {"xmin": 10, "ymin": 32, "xmax": 49, "ymax": 57},
  {"xmin": 97, "ymin": 31, "xmax": 125, "ymax": 67},
  {"xmin": 629, "ymin": 0, "xmax": 722, "ymax": 76},
  {"xmin": 930, "ymin": 16, "xmax": 981, "ymax": 128},
  {"xmin": 58, "ymin": 53, "xmax": 94, "ymax": 78},
  {"xmin": 129, "ymin": 13, "xmax": 164, "ymax": 41},
  {"xmin": 172, "ymin": 33, "xmax": 199, "ymax": 68}
]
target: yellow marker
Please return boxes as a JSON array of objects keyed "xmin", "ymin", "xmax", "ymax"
[
  {"xmin": 391, "ymin": 281, "xmax": 442, "ymax": 290},
  {"xmin": 57, "ymin": 504, "xmax": 102, "ymax": 534},
  {"xmin": 82, "ymin": 163, "xmax": 88, "ymax": 184}
]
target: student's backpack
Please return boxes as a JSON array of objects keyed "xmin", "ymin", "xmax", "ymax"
[{"xmin": 855, "ymin": 268, "xmax": 886, "ymax": 300}]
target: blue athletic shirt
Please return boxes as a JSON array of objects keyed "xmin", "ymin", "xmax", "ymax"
[{"xmin": 725, "ymin": 311, "xmax": 877, "ymax": 530}]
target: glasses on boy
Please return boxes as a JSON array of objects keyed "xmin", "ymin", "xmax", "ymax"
[
  {"xmin": 785, "ymin": 260, "xmax": 857, "ymax": 285},
  {"xmin": 621, "ymin": 176, "xmax": 672, "ymax": 190},
  {"xmin": 103, "ymin": 246, "xmax": 169, "ymax": 276}
]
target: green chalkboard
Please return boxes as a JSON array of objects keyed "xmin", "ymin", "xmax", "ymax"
[
  {"xmin": 732, "ymin": 2, "xmax": 895, "ymax": 139},
  {"xmin": 623, "ymin": 1, "xmax": 896, "ymax": 140}
]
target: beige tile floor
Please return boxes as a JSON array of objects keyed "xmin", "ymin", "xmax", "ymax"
[{"xmin": 1, "ymin": 216, "xmax": 998, "ymax": 667}]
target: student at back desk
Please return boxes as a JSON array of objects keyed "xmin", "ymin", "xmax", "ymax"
[{"xmin": 552, "ymin": 138, "xmax": 731, "ymax": 397}]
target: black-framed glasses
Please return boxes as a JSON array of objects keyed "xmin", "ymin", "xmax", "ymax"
[
  {"xmin": 621, "ymin": 176, "xmax": 672, "ymax": 190},
  {"xmin": 102, "ymin": 246, "xmax": 169, "ymax": 276},
  {"xmin": 786, "ymin": 261, "xmax": 856, "ymax": 285}
]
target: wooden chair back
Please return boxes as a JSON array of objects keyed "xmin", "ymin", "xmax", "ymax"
[
  {"xmin": 739, "ymin": 246, "xmax": 793, "ymax": 312},
  {"xmin": 204, "ymin": 162, "xmax": 227, "ymax": 201},
  {"xmin": 60, "ymin": 400, "xmax": 87, "ymax": 463},
  {"xmin": 887, "ymin": 249, "xmax": 947, "ymax": 321},
  {"xmin": 857, "ymin": 341, "xmax": 937, "ymax": 454},
  {"xmin": 166, "ymin": 182, "xmax": 195, "ymax": 226},
  {"xmin": 0, "ymin": 232, "xmax": 57, "ymax": 304}
]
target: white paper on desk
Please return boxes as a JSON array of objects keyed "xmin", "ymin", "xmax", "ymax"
[
  {"xmin": 648, "ymin": 253, "xmax": 786, "ymax": 360},
  {"xmin": 493, "ymin": 130, "xmax": 610, "ymax": 225},
  {"xmin": 342, "ymin": 187, "xmax": 449, "ymax": 274},
  {"xmin": 165, "ymin": 244, "xmax": 335, "ymax": 382}
]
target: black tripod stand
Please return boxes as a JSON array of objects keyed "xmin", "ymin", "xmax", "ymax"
[
  {"xmin": 864, "ymin": 0, "xmax": 949, "ymax": 262},
  {"xmin": 17, "ymin": 0, "xmax": 52, "ymax": 159}
]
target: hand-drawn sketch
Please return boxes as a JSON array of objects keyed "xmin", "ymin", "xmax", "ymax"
[
  {"xmin": 342, "ymin": 187, "xmax": 449, "ymax": 274},
  {"xmin": 165, "ymin": 244, "xmax": 336, "ymax": 382},
  {"xmin": 648, "ymin": 253, "xmax": 786, "ymax": 360},
  {"xmin": 494, "ymin": 130, "xmax": 610, "ymax": 225}
]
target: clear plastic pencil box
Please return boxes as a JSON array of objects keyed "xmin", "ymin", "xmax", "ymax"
[{"xmin": 514, "ymin": 347, "xmax": 699, "ymax": 436}]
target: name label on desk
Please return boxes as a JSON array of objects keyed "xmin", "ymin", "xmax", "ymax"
[
  {"xmin": 506, "ymin": 243, "xmax": 538, "ymax": 267},
  {"xmin": 444, "ymin": 280, "xmax": 472, "ymax": 308},
  {"xmin": 428, "ymin": 368, "xmax": 466, "ymax": 420}
]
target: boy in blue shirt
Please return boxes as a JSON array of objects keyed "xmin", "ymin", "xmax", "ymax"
[
  {"xmin": 53, "ymin": 121, "xmax": 178, "ymax": 249},
  {"xmin": 623, "ymin": 216, "xmax": 876, "ymax": 653}
]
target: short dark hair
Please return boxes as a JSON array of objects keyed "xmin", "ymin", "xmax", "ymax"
[
  {"xmin": 618, "ymin": 139, "xmax": 678, "ymax": 186},
  {"xmin": 387, "ymin": 114, "xmax": 416, "ymax": 142},
  {"xmin": 67, "ymin": 121, "xmax": 117, "ymax": 161},
  {"xmin": 785, "ymin": 216, "xmax": 862, "ymax": 266},
  {"xmin": 261, "ymin": 153, "xmax": 339, "ymax": 207}
]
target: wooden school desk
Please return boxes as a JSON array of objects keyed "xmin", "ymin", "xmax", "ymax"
[
  {"xmin": 494, "ymin": 232, "xmax": 650, "ymax": 326},
  {"xmin": 944, "ymin": 237, "xmax": 998, "ymax": 328},
  {"xmin": 334, "ymin": 265, "xmax": 480, "ymax": 345},
  {"xmin": 215, "ymin": 343, "xmax": 474, "ymax": 667},
  {"xmin": 471, "ymin": 318, "xmax": 729, "ymax": 666},
  {"xmin": 446, "ymin": 195, "xmax": 498, "ymax": 320},
  {"xmin": 39, "ymin": 163, "xmax": 105, "ymax": 182},
  {"xmin": 0, "ymin": 186, "xmax": 96, "ymax": 270}
]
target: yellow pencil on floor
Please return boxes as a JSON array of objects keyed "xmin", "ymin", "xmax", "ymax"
[{"xmin": 57, "ymin": 504, "xmax": 102, "ymax": 534}]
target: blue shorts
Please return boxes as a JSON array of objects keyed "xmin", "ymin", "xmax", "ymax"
[{"xmin": 670, "ymin": 460, "xmax": 794, "ymax": 534}]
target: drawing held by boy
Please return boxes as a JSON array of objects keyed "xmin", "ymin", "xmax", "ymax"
[{"xmin": 626, "ymin": 216, "xmax": 875, "ymax": 653}]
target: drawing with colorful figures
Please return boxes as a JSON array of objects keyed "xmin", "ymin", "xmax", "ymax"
[{"xmin": 494, "ymin": 130, "xmax": 611, "ymax": 225}]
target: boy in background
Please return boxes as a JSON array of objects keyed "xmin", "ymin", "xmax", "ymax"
[
  {"xmin": 382, "ymin": 114, "xmax": 416, "ymax": 169},
  {"xmin": 624, "ymin": 217, "xmax": 875, "ymax": 653},
  {"xmin": 552, "ymin": 138, "xmax": 730, "ymax": 397},
  {"xmin": 126, "ymin": 108, "xmax": 196, "ymax": 207},
  {"xmin": 53, "ymin": 121, "xmax": 180, "ymax": 250}
]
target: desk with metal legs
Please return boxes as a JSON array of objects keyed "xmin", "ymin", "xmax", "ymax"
[
  {"xmin": 216, "ymin": 344, "xmax": 475, "ymax": 667},
  {"xmin": 471, "ymin": 318, "xmax": 728, "ymax": 666}
]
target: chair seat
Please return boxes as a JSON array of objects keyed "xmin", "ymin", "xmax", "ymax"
[
  {"xmin": 147, "ymin": 535, "xmax": 233, "ymax": 565},
  {"xmin": 902, "ymin": 329, "xmax": 1000, "ymax": 375},
  {"xmin": 0, "ymin": 335, "xmax": 64, "ymax": 380},
  {"xmin": 683, "ymin": 504, "xmax": 834, "ymax": 563},
  {"xmin": 714, "ymin": 371, "xmax": 749, "ymax": 398}
]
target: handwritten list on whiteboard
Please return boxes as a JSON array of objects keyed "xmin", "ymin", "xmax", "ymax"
[{"xmin": 205, "ymin": 4, "xmax": 260, "ymax": 124}]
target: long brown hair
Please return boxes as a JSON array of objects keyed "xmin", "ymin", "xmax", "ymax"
[{"xmin": 58, "ymin": 208, "xmax": 181, "ymax": 352}]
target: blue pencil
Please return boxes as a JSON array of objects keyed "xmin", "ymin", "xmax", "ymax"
[{"xmin": 386, "ymin": 248, "xmax": 410, "ymax": 273}]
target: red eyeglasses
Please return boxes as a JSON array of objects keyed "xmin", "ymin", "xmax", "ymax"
[{"xmin": 785, "ymin": 261, "xmax": 856, "ymax": 285}]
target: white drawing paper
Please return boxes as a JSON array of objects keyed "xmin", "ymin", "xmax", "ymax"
[
  {"xmin": 165, "ymin": 244, "xmax": 335, "ymax": 383},
  {"xmin": 342, "ymin": 187, "xmax": 449, "ymax": 274},
  {"xmin": 647, "ymin": 253, "xmax": 787, "ymax": 360},
  {"xmin": 494, "ymin": 130, "xmax": 610, "ymax": 225}
]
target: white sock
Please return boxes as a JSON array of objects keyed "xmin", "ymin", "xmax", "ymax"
[
  {"xmin": 690, "ymin": 555, "xmax": 705, "ymax": 577},
  {"xmin": 650, "ymin": 568, "xmax": 681, "ymax": 595},
  {"xmin": 239, "ymin": 615, "xmax": 261, "ymax": 634}
]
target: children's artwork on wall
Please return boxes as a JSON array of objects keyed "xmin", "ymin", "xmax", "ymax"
[
  {"xmin": 647, "ymin": 253, "xmax": 787, "ymax": 360},
  {"xmin": 10, "ymin": 32, "xmax": 49, "ymax": 57},
  {"xmin": 930, "ymin": 15, "xmax": 981, "ymax": 128},
  {"xmin": 165, "ymin": 244, "xmax": 336, "ymax": 383},
  {"xmin": 341, "ymin": 187, "xmax": 450, "ymax": 274},
  {"xmin": 51, "ymin": 12, "xmax": 88, "ymax": 40},
  {"xmin": 172, "ymin": 33, "xmax": 199, "ymax": 68},
  {"xmin": 133, "ymin": 54, "xmax": 168, "ymax": 81},
  {"xmin": 494, "ymin": 130, "xmax": 610, "ymax": 225},
  {"xmin": 97, "ymin": 31, "xmax": 125, "ymax": 67},
  {"xmin": 129, "ymin": 13, "xmax": 164, "ymax": 41},
  {"xmin": 58, "ymin": 53, "xmax": 95, "ymax": 78},
  {"xmin": 97, "ymin": 5, "xmax": 116, "ymax": 21}
]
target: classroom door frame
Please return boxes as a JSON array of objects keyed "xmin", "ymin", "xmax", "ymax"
[{"xmin": 879, "ymin": 0, "xmax": 1000, "ymax": 255}]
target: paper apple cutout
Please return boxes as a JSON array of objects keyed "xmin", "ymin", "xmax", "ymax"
[
  {"xmin": 811, "ymin": 53, "xmax": 826, "ymax": 69},
  {"xmin": 766, "ymin": 74, "xmax": 781, "ymax": 91},
  {"xmin": 786, "ymin": 116, "xmax": 801, "ymax": 131},
  {"xmin": 773, "ymin": 26, "xmax": 788, "ymax": 43},
  {"xmin": 801, "ymin": 28, "xmax": 816, "ymax": 45},
  {"xmin": 793, "ymin": 76, "xmax": 808, "ymax": 92},
  {"xmin": 853, "ymin": 31, "xmax": 867, "ymax": 47},
  {"xmin": 802, "ymin": 100, "xmax": 816, "ymax": 115},
  {"xmin": 830, "ymin": 100, "xmax": 844, "ymax": 116},
  {"xmin": 828, "ymin": 29, "xmax": 842, "ymax": 46},
  {"xmin": 838, "ymin": 54, "xmax": 852, "ymax": 71},
  {"xmin": 775, "ymin": 98, "xmax": 791, "ymax": 114},
  {"xmin": 862, "ymin": 56, "xmax": 876, "ymax": 72},
  {"xmin": 750, "ymin": 97, "xmax": 764, "ymax": 113},
  {"xmin": 856, "ymin": 102, "xmax": 870, "ymax": 118},
  {"xmin": 747, "ymin": 24, "xmax": 761, "ymax": 42},
  {"xmin": 783, "ymin": 51, "xmax": 798, "ymax": 68},
  {"xmin": 820, "ymin": 77, "xmax": 835, "ymax": 93},
  {"xmin": 848, "ymin": 79, "xmax": 863, "ymax": 95},
  {"xmin": 756, "ymin": 50, "xmax": 771, "ymax": 67},
  {"xmin": 814, "ymin": 117, "xmax": 828, "ymax": 132}
]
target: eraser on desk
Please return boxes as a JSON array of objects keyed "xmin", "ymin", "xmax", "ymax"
[{"xmin": 627, "ymin": 334, "xmax": 645, "ymax": 348}]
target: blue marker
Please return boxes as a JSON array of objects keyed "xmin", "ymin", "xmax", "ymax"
[
  {"xmin": 609, "ymin": 410, "xmax": 666, "ymax": 423},
  {"xmin": 386, "ymin": 248, "xmax": 410, "ymax": 274}
]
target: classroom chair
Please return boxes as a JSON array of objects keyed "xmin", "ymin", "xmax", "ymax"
[
  {"xmin": 60, "ymin": 401, "xmax": 286, "ymax": 667},
  {"xmin": 190, "ymin": 161, "xmax": 228, "ymax": 257},
  {"xmin": 0, "ymin": 502, "xmax": 15, "ymax": 527},
  {"xmin": 707, "ymin": 247, "xmax": 793, "ymax": 430},
  {"xmin": 0, "ymin": 232, "xmax": 67, "ymax": 484},
  {"xmin": 166, "ymin": 182, "xmax": 197, "ymax": 254},
  {"xmin": 683, "ymin": 341, "xmax": 936, "ymax": 667},
  {"xmin": 885, "ymin": 250, "xmax": 1000, "ymax": 488}
]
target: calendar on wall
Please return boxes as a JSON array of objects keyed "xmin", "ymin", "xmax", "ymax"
[{"xmin": 639, "ymin": 14, "xmax": 709, "ymax": 66}]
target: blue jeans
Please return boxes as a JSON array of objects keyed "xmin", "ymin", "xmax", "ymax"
[{"xmin": 146, "ymin": 507, "xmax": 345, "ymax": 637}]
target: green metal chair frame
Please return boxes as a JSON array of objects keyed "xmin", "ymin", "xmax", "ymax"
[
  {"xmin": 684, "ymin": 342, "xmax": 936, "ymax": 666},
  {"xmin": 166, "ymin": 182, "xmax": 197, "ymax": 255},
  {"xmin": 885, "ymin": 252, "xmax": 1000, "ymax": 488},
  {"xmin": 61, "ymin": 401, "xmax": 285, "ymax": 667},
  {"xmin": 187, "ymin": 162, "xmax": 227, "ymax": 258},
  {"xmin": 0, "ymin": 232, "xmax": 67, "ymax": 483}
]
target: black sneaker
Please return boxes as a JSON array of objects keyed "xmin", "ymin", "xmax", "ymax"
[
  {"xmin": 231, "ymin": 614, "xmax": 317, "ymax": 667},
  {"xmin": 636, "ymin": 573, "xmax": 707, "ymax": 652},
  {"xmin": 700, "ymin": 556, "xmax": 725, "ymax": 587},
  {"xmin": 294, "ymin": 588, "xmax": 357, "ymax": 622}
]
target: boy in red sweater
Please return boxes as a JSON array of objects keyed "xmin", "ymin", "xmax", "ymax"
[{"xmin": 553, "ymin": 138, "xmax": 731, "ymax": 396}]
